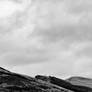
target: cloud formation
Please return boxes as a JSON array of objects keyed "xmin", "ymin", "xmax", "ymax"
[{"xmin": 0, "ymin": 0, "xmax": 92, "ymax": 78}]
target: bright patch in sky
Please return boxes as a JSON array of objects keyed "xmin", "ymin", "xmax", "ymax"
[
  {"xmin": 0, "ymin": 1, "xmax": 18, "ymax": 17},
  {"xmin": 0, "ymin": 0, "xmax": 29, "ymax": 18}
]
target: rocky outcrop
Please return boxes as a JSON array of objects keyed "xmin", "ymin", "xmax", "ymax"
[{"xmin": 0, "ymin": 67, "xmax": 92, "ymax": 92}]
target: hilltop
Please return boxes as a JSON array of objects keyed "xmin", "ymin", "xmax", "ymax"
[{"xmin": 0, "ymin": 67, "xmax": 92, "ymax": 92}]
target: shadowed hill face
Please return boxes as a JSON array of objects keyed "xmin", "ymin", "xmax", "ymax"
[
  {"xmin": 0, "ymin": 67, "xmax": 69, "ymax": 92},
  {"xmin": 49, "ymin": 76, "xmax": 92, "ymax": 92},
  {"xmin": 35, "ymin": 75, "xmax": 92, "ymax": 92},
  {"xmin": 1, "ymin": 67, "xmax": 92, "ymax": 92}
]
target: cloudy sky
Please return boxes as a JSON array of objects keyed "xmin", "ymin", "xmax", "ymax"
[{"xmin": 0, "ymin": 0, "xmax": 92, "ymax": 78}]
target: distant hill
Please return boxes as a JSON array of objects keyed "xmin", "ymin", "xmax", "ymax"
[
  {"xmin": 66, "ymin": 76, "xmax": 92, "ymax": 88},
  {"xmin": 0, "ymin": 67, "xmax": 92, "ymax": 92}
]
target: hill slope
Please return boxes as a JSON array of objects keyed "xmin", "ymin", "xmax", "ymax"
[{"xmin": 0, "ymin": 67, "xmax": 92, "ymax": 92}]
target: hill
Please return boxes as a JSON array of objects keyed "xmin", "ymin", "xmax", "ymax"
[{"xmin": 0, "ymin": 67, "xmax": 92, "ymax": 92}]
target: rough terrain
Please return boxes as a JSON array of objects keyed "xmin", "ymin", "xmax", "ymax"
[{"xmin": 0, "ymin": 67, "xmax": 92, "ymax": 92}]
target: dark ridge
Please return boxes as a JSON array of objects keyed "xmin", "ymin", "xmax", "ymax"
[
  {"xmin": 49, "ymin": 76, "xmax": 92, "ymax": 92},
  {"xmin": 0, "ymin": 67, "xmax": 10, "ymax": 73},
  {"xmin": 0, "ymin": 67, "xmax": 67, "ymax": 92},
  {"xmin": 0, "ymin": 67, "xmax": 92, "ymax": 92}
]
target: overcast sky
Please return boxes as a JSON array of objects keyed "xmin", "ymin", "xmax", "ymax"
[{"xmin": 0, "ymin": 0, "xmax": 92, "ymax": 78}]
